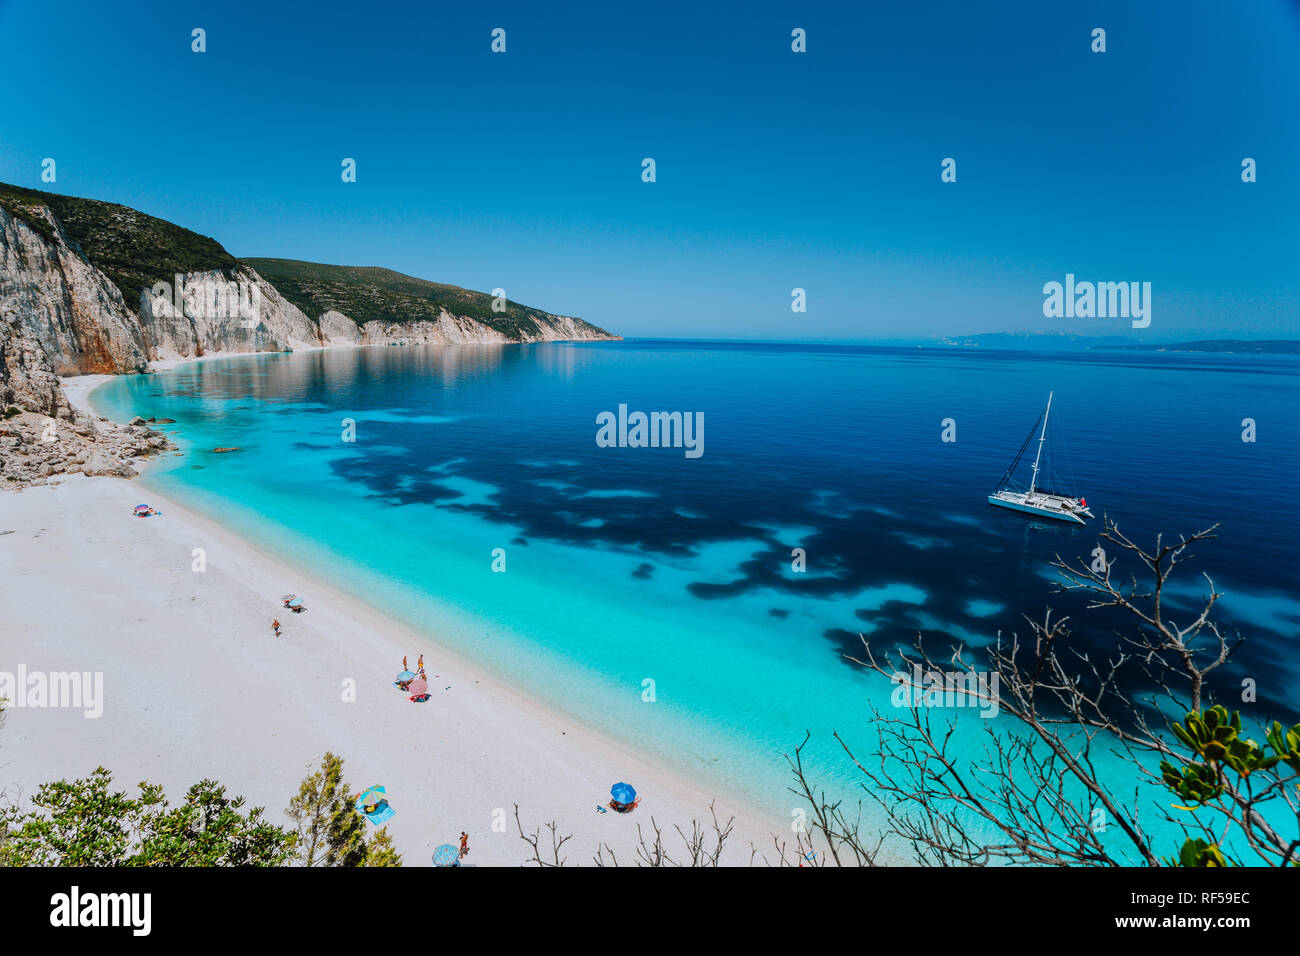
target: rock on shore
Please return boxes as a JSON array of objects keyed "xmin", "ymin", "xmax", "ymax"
[{"xmin": 0, "ymin": 409, "xmax": 173, "ymax": 488}]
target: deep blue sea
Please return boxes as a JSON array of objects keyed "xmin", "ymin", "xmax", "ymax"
[{"xmin": 93, "ymin": 340, "xmax": 1300, "ymax": 860}]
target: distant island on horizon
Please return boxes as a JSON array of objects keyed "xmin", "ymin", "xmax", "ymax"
[
  {"xmin": 923, "ymin": 332, "xmax": 1300, "ymax": 354},
  {"xmin": 623, "ymin": 332, "xmax": 1300, "ymax": 355}
]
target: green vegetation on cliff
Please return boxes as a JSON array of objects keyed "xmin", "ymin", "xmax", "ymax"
[
  {"xmin": 242, "ymin": 257, "xmax": 608, "ymax": 339},
  {"xmin": 0, "ymin": 183, "xmax": 610, "ymax": 340},
  {"xmin": 0, "ymin": 183, "xmax": 239, "ymax": 311}
]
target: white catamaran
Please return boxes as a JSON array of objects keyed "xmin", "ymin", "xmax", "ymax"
[{"xmin": 987, "ymin": 391, "xmax": 1092, "ymax": 525}]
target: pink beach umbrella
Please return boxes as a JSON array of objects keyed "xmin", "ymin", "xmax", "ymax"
[{"xmin": 407, "ymin": 677, "xmax": 429, "ymax": 698}]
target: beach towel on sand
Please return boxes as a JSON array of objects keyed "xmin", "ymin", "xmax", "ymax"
[{"xmin": 354, "ymin": 785, "xmax": 396, "ymax": 825}]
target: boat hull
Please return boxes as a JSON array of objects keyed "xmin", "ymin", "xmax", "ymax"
[{"xmin": 987, "ymin": 493, "xmax": 1087, "ymax": 525}]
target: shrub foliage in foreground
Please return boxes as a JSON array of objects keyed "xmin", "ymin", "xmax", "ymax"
[
  {"xmin": 0, "ymin": 753, "xmax": 403, "ymax": 867},
  {"xmin": 0, "ymin": 767, "xmax": 296, "ymax": 866}
]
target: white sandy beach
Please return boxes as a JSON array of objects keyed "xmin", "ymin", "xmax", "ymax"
[{"xmin": 0, "ymin": 377, "xmax": 790, "ymax": 867}]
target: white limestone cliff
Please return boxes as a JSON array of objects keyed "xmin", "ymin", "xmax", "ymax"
[
  {"xmin": 0, "ymin": 206, "xmax": 149, "ymax": 382},
  {"xmin": 1, "ymin": 201, "xmax": 614, "ymax": 425}
]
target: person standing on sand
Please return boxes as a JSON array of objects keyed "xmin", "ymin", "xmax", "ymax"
[
  {"xmin": 272, "ymin": 619, "xmax": 281, "ymax": 637},
  {"xmin": 459, "ymin": 832, "xmax": 469, "ymax": 858}
]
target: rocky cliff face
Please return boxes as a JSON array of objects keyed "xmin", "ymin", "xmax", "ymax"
[
  {"xmin": 136, "ymin": 269, "xmax": 608, "ymax": 356},
  {"xmin": 139, "ymin": 266, "xmax": 322, "ymax": 360},
  {"xmin": 352, "ymin": 309, "xmax": 614, "ymax": 346},
  {"xmin": 0, "ymin": 206, "xmax": 149, "ymax": 381},
  {"xmin": 0, "ymin": 188, "xmax": 616, "ymax": 488},
  {"xmin": 0, "ymin": 199, "xmax": 616, "ymax": 418},
  {"xmin": 0, "ymin": 316, "xmax": 69, "ymax": 418}
]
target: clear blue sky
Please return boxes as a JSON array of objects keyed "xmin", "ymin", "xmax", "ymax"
[{"xmin": 2, "ymin": 0, "xmax": 1298, "ymax": 341}]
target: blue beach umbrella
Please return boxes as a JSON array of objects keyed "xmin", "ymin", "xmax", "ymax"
[
  {"xmin": 610, "ymin": 782, "xmax": 637, "ymax": 804},
  {"xmin": 433, "ymin": 844, "xmax": 460, "ymax": 867}
]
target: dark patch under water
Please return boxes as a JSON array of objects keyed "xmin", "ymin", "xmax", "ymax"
[{"xmin": 107, "ymin": 341, "xmax": 1300, "ymax": 724}]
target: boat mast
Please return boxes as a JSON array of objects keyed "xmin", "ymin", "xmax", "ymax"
[{"xmin": 1029, "ymin": 391, "xmax": 1053, "ymax": 494}]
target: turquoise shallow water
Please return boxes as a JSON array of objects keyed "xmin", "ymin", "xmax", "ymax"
[{"xmin": 92, "ymin": 341, "xmax": 1300, "ymax": 861}]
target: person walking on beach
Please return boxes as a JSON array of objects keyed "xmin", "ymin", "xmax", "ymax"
[
  {"xmin": 272, "ymin": 618, "xmax": 281, "ymax": 638},
  {"xmin": 459, "ymin": 831, "xmax": 469, "ymax": 859}
]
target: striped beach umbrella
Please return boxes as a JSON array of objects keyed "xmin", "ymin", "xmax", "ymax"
[{"xmin": 353, "ymin": 785, "xmax": 395, "ymax": 824}]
